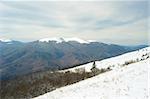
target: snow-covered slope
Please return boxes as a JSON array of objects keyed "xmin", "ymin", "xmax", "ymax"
[
  {"xmin": 39, "ymin": 37, "xmax": 94, "ymax": 44},
  {"xmin": 34, "ymin": 47, "xmax": 150, "ymax": 99}
]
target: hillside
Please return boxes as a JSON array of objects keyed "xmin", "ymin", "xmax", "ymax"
[{"xmin": 34, "ymin": 47, "xmax": 150, "ymax": 99}]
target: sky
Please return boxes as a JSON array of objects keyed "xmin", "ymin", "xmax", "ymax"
[{"xmin": 0, "ymin": 0, "xmax": 149, "ymax": 45}]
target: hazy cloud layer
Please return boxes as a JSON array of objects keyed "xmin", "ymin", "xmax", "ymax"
[{"xmin": 0, "ymin": 1, "xmax": 149, "ymax": 45}]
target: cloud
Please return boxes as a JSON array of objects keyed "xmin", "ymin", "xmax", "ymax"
[
  {"xmin": 0, "ymin": 1, "xmax": 149, "ymax": 45},
  {"xmin": 87, "ymin": 18, "xmax": 148, "ymax": 45}
]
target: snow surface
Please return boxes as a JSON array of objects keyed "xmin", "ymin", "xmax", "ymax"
[
  {"xmin": 39, "ymin": 37, "xmax": 91, "ymax": 44},
  {"xmin": 34, "ymin": 47, "xmax": 150, "ymax": 99}
]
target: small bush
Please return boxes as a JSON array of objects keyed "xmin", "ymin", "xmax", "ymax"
[{"xmin": 122, "ymin": 60, "xmax": 136, "ymax": 66}]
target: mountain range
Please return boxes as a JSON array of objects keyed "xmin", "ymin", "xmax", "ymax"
[{"xmin": 0, "ymin": 37, "xmax": 148, "ymax": 80}]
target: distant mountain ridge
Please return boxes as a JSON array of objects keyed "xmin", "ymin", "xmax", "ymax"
[
  {"xmin": 0, "ymin": 37, "xmax": 148, "ymax": 80},
  {"xmin": 38, "ymin": 37, "xmax": 92, "ymax": 43}
]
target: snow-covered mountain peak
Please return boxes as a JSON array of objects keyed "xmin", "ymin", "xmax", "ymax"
[
  {"xmin": 0, "ymin": 38, "xmax": 13, "ymax": 44},
  {"xmin": 39, "ymin": 37, "xmax": 91, "ymax": 44},
  {"xmin": 0, "ymin": 38, "xmax": 12, "ymax": 42},
  {"xmin": 39, "ymin": 37, "xmax": 65, "ymax": 43},
  {"xmin": 64, "ymin": 37, "xmax": 89, "ymax": 44},
  {"xmin": 87, "ymin": 40, "xmax": 97, "ymax": 43}
]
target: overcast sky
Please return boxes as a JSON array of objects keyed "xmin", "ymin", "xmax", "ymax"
[{"xmin": 0, "ymin": 1, "xmax": 149, "ymax": 45}]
